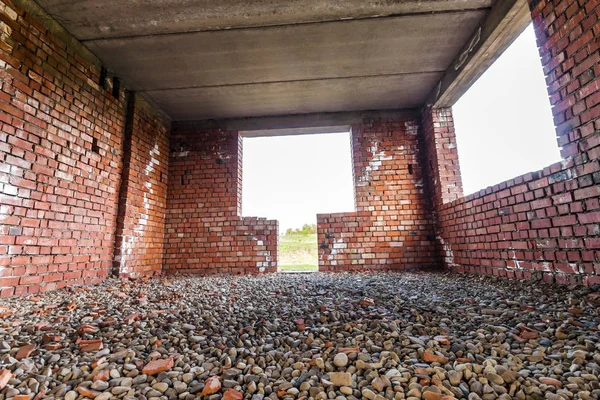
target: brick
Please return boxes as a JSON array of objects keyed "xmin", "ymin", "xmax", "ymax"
[
  {"xmin": 0, "ymin": 0, "xmax": 168, "ymax": 297},
  {"xmin": 164, "ymin": 127, "xmax": 278, "ymax": 274},
  {"xmin": 317, "ymin": 113, "xmax": 437, "ymax": 272}
]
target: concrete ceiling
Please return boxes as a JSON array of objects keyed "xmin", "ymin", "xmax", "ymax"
[{"xmin": 35, "ymin": 0, "xmax": 496, "ymax": 121}]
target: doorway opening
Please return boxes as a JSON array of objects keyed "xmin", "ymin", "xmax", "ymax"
[{"xmin": 241, "ymin": 130, "xmax": 355, "ymax": 272}]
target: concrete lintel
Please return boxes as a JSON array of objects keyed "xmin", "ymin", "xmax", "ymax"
[
  {"xmin": 426, "ymin": 0, "xmax": 531, "ymax": 108},
  {"xmin": 172, "ymin": 109, "xmax": 418, "ymax": 133},
  {"xmin": 240, "ymin": 126, "xmax": 350, "ymax": 138}
]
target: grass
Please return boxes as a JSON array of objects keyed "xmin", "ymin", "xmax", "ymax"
[
  {"xmin": 279, "ymin": 233, "xmax": 318, "ymax": 272},
  {"xmin": 279, "ymin": 264, "xmax": 318, "ymax": 272}
]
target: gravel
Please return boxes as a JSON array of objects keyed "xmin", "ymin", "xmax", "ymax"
[{"xmin": 0, "ymin": 271, "xmax": 599, "ymax": 399}]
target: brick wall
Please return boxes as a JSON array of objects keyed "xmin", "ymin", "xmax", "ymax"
[
  {"xmin": 0, "ymin": 0, "xmax": 126, "ymax": 296},
  {"xmin": 113, "ymin": 94, "xmax": 170, "ymax": 278},
  {"xmin": 421, "ymin": 107, "xmax": 463, "ymax": 207},
  {"xmin": 529, "ymin": 0, "xmax": 600, "ymax": 163},
  {"xmin": 427, "ymin": 0, "xmax": 600, "ymax": 285},
  {"xmin": 0, "ymin": 0, "xmax": 170, "ymax": 296},
  {"xmin": 437, "ymin": 158, "xmax": 600, "ymax": 286},
  {"xmin": 163, "ymin": 124, "xmax": 278, "ymax": 275},
  {"xmin": 317, "ymin": 114, "xmax": 438, "ymax": 271}
]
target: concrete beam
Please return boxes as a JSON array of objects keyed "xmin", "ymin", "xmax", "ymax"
[
  {"xmin": 240, "ymin": 126, "xmax": 351, "ymax": 138},
  {"xmin": 426, "ymin": 0, "xmax": 531, "ymax": 107},
  {"xmin": 34, "ymin": 0, "xmax": 493, "ymax": 41},
  {"xmin": 172, "ymin": 110, "xmax": 417, "ymax": 134}
]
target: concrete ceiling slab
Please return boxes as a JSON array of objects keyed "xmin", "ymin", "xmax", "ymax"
[
  {"xmin": 35, "ymin": 0, "xmax": 493, "ymax": 40},
  {"xmin": 29, "ymin": 0, "xmax": 498, "ymax": 120},
  {"xmin": 85, "ymin": 11, "xmax": 485, "ymax": 92},
  {"xmin": 143, "ymin": 73, "xmax": 441, "ymax": 120}
]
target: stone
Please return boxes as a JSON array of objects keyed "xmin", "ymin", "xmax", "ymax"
[
  {"xmin": 0, "ymin": 272, "xmax": 598, "ymax": 400},
  {"xmin": 329, "ymin": 372, "xmax": 353, "ymax": 386},
  {"xmin": 372, "ymin": 377, "xmax": 385, "ymax": 392},
  {"xmin": 448, "ymin": 370, "xmax": 462, "ymax": 386},
  {"xmin": 333, "ymin": 353, "xmax": 349, "ymax": 367},
  {"xmin": 340, "ymin": 386, "xmax": 353, "ymax": 395},
  {"xmin": 362, "ymin": 388, "xmax": 376, "ymax": 399},
  {"xmin": 153, "ymin": 382, "xmax": 169, "ymax": 392},
  {"xmin": 64, "ymin": 391, "xmax": 78, "ymax": 400}
]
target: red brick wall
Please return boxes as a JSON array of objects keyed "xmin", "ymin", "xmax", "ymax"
[
  {"xmin": 0, "ymin": 0, "xmax": 171, "ymax": 296},
  {"xmin": 0, "ymin": 0, "xmax": 126, "ymax": 296},
  {"xmin": 437, "ymin": 158, "xmax": 600, "ymax": 286},
  {"xmin": 421, "ymin": 107, "xmax": 463, "ymax": 207},
  {"xmin": 428, "ymin": 0, "xmax": 600, "ymax": 285},
  {"xmin": 113, "ymin": 95, "xmax": 170, "ymax": 278},
  {"xmin": 317, "ymin": 114, "xmax": 438, "ymax": 271},
  {"xmin": 529, "ymin": 0, "xmax": 600, "ymax": 163},
  {"xmin": 164, "ymin": 124, "xmax": 278, "ymax": 274}
]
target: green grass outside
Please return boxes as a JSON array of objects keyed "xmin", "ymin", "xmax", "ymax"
[
  {"xmin": 279, "ymin": 264, "xmax": 318, "ymax": 272},
  {"xmin": 279, "ymin": 233, "xmax": 318, "ymax": 272}
]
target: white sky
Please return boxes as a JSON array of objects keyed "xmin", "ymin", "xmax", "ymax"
[
  {"xmin": 453, "ymin": 25, "xmax": 561, "ymax": 194},
  {"xmin": 242, "ymin": 24, "xmax": 560, "ymax": 231},
  {"xmin": 242, "ymin": 133, "xmax": 355, "ymax": 231}
]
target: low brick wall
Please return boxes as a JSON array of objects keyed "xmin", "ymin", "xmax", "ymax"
[
  {"xmin": 438, "ymin": 159, "xmax": 600, "ymax": 286},
  {"xmin": 164, "ymin": 127, "xmax": 278, "ymax": 274},
  {"xmin": 317, "ymin": 114, "xmax": 437, "ymax": 271}
]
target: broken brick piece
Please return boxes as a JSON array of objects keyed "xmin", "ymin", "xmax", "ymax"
[
  {"xmin": 520, "ymin": 331, "xmax": 539, "ymax": 340},
  {"xmin": 423, "ymin": 351, "xmax": 448, "ymax": 364},
  {"xmin": 91, "ymin": 357, "xmax": 106, "ymax": 369},
  {"xmin": 42, "ymin": 334, "xmax": 61, "ymax": 344},
  {"xmin": 539, "ymin": 377, "xmax": 562, "ymax": 387},
  {"xmin": 99, "ymin": 318, "xmax": 117, "ymax": 327},
  {"xmin": 93, "ymin": 369, "xmax": 110, "ymax": 382},
  {"xmin": 33, "ymin": 322, "xmax": 50, "ymax": 331},
  {"xmin": 77, "ymin": 386, "xmax": 101, "ymax": 398},
  {"xmin": 0, "ymin": 369, "xmax": 13, "ymax": 390},
  {"xmin": 359, "ymin": 298, "xmax": 375, "ymax": 306},
  {"xmin": 223, "ymin": 388, "xmax": 243, "ymax": 400},
  {"xmin": 124, "ymin": 313, "xmax": 139, "ymax": 324},
  {"xmin": 16, "ymin": 344, "xmax": 36, "ymax": 360},
  {"xmin": 78, "ymin": 324, "xmax": 99, "ymax": 334},
  {"xmin": 78, "ymin": 339, "xmax": 103, "ymax": 352},
  {"xmin": 434, "ymin": 335, "xmax": 450, "ymax": 345},
  {"xmin": 141, "ymin": 357, "xmax": 174, "ymax": 375},
  {"xmin": 201, "ymin": 376, "xmax": 221, "ymax": 396}
]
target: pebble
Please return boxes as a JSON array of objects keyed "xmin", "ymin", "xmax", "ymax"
[
  {"xmin": 0, "ymin": 272, "xmax": 597, "ymax": 400},
  {"xmin": 333, "ymin": 352, "xmax": 348, "ymax": 367}
]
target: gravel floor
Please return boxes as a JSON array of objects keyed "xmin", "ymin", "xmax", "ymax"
[{"xmin": 0, "ymin": 271, "xmax": 599, "ymax": 400}]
